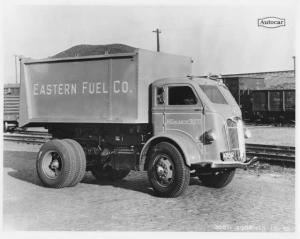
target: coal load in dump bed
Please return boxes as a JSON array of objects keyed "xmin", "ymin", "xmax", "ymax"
[{"xmin": 52, "ymin": 44, "xmax": 137, "ymax": 58}]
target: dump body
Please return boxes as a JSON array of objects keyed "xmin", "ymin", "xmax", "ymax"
[{"xmin": 19, "ymin": 49, "xmax": 192, "ymax": 127}]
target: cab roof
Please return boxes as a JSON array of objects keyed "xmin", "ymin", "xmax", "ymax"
[{"xmin": 153, "ymin": 77, "xmax": 221, "ymax": 86}]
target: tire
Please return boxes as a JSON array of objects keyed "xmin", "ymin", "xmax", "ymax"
[
  {"xmin": 91, "ymin": 166, "xmax": 130, "ymax": 181},
  {"xmin": 36, "ymin": 139, "xmax": 77, "ymax": 188},
  {"xmin": 198, "ymin": 169, "xmax": 236, "ymax": 188},
  {"xmin": 147, "ymin": 142, "xmax": 190, "ymax": 197},
  {"xmin": 63, "ymin": 139, "xmax": 86, "ymax": 186}
]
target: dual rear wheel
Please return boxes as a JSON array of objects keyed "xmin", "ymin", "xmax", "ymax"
[
  {"xmin": 37, "ymin": 139, "xmax": 130, "ymax": 188},
  {"xmin": 36, "ymin": 139, "xmax": 86, "ymax": 188}
]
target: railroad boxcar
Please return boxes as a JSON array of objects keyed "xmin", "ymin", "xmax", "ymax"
[
  {"xmin": 251, "ymin": 89, "xmax": 295, "ymax": 122},
  {"xmin": 3, "ymin": 83, "xmax": 20, "ymax": 131},
  {"xmin": 18, "ymin": 45, "xmax": 256, "ymax": 197},
  {"xmin": 222, "ymin": 76, "xmax": 265, "ymax": 119}
]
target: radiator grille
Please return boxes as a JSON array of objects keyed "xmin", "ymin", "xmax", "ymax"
[
  {"xmin": 227, "ymin": 119, "xmax": 239, "ymax": 150},
  {"xmin": 225, "ymin": 118, "xmax": 246, "ymax": 162}
]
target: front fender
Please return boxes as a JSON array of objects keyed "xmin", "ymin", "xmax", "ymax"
[{"xmin": 139, "ymin": 130, "xmax": 202, "ymax": 170}]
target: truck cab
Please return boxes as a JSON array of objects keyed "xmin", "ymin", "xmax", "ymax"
[
  {"xmin": 148, "ymin": 76, "xmax": 251, "ymax": 166},
  {"xmin": 140, "ymin": 76, "xmax": 255, "ymax": 196}
]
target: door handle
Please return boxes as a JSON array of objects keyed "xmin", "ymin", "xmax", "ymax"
[{"xmin": 194, "ymin": 108, "xmax": 202, "ymax": 111}]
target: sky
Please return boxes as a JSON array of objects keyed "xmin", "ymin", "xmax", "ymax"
[{"xmin": 2, "ymin": 0, "xmax": 296, "ymax": 84}]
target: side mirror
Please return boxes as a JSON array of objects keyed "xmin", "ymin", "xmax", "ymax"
[{"xmin": 202, "ymin": 105, "xmax": 207, "ymax": 115}]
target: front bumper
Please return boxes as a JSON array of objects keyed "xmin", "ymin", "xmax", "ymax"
[
  {"xmin": 211, "ymin": 156, "xmax": 258, "ymax": 169},
  {"xmin": 192, "ymin": 156, "xmax": 258, "ymax": 169}
]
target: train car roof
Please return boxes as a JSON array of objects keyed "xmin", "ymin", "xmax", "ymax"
[{"xmin": 4, "ymin": 83, "xmax": 20, "ymax": 88}]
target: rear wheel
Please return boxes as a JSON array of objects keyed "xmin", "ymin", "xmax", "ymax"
[
  {"xmin": 91, "ymin": 165, "xmax": 130, "ymax": 181},
  {"xmin": 63, "ymin": 139, "xmax": 86, "ymax": 186},
  {"xmin": 198, "ymin": 169, "xmax": 236, "ymax": 188},
  {"xmin": 36, "ymin": 139, "xmax": 77, "ymax": 188},
  {"xmin": 147, "ymin": 142, "xmax": 190, "ymax": 197}
]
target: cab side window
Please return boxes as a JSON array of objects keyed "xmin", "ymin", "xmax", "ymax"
[
  {"xmin": 168, "ymin": 86, "xmax": 197, "ymax": 105},
  {"xmin": 156, "ymin": 87, "xmax": 164, "ymax": 105}
]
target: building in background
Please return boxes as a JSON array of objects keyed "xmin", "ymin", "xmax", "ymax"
[
  {"xmin": 223, "ymin": 70, "xmax": 295, "ymax": 89},
  {"xmin": 222, "ymin": 70, "xmax": 295, "ymax": 122}
]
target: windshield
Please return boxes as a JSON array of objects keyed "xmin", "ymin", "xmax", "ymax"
[{"xmin": 199, "ymin": 85, "xmax": 228, "ymax": 104}]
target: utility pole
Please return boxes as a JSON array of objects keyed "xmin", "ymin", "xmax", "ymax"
[
  {"xmin": 292, "ymin": 56, "xmax": 296, "ymax": 76},
  {"xmin": 152, "ymin": 28, "xmax": 162, "ymax": 52},
  {"xmin": 14, "ymin": 55, "xmax": 18, "ymax": 83}
]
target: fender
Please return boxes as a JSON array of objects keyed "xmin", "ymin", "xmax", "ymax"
[{"xmin": 139, "ymin": 130, "xmax": 202, "ymax": 170}]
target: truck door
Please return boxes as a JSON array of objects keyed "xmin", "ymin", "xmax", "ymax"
[
  {"xmin": 164, "ymin": 84, "xmax": 204, "ymax": 150},
  {"xmin": 152, "ymin": 85, "xmax": 166, "ymax": 135}
]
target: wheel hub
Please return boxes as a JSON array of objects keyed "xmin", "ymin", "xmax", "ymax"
[
  {"xmin": 50, "ymin": 159, "xmax": 60, "ymax": 170},
  {"xmin": 156, "ymin": 165, "xmax": 165, "ymax": 177},
  {"xmin": 154, "ymin": 155, "xmax": 174, "ymax": 187},
  {"xmin": 41, "ymin": 151, "xmax": 62, "ymax": 179}
]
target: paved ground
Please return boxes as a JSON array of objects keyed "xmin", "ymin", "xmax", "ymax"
[
  {"xmin": 3, "ymin": 142, "xmax": 295, "ymax": 231},
  {"xmin": 245, "ymin": 126, "xmax": 295, "ymax": 146}
]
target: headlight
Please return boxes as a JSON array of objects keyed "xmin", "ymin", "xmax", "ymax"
[
  {"xmin": 205, "ymin": 129, "xmax": 217, "ymax": 142},
  {"xmin": 244, "ymin": 129, "xmax": 251, "ymax": 139}
]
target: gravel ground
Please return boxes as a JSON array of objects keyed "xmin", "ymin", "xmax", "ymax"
[{"xmin": 3, "ymin": 142, "xmax": 295, "ymax": 231}]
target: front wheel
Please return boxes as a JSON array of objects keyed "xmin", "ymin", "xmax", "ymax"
[
  {"xmin": 198, "ymin": 169, "xmax": 236, "ymax": 188},
  {"xmin": 147, "ymin": 142, "xmax": 190, "ymax": 197}
]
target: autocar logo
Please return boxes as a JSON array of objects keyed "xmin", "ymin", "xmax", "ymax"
[{"xmin": 258, "ymin": 17, "xmax": 285, "ymax": 28}]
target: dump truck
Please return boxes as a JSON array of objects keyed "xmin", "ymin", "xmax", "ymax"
[{"xmin": 19, "ymin": 47, "xmax": 256, "ymax": 197}]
